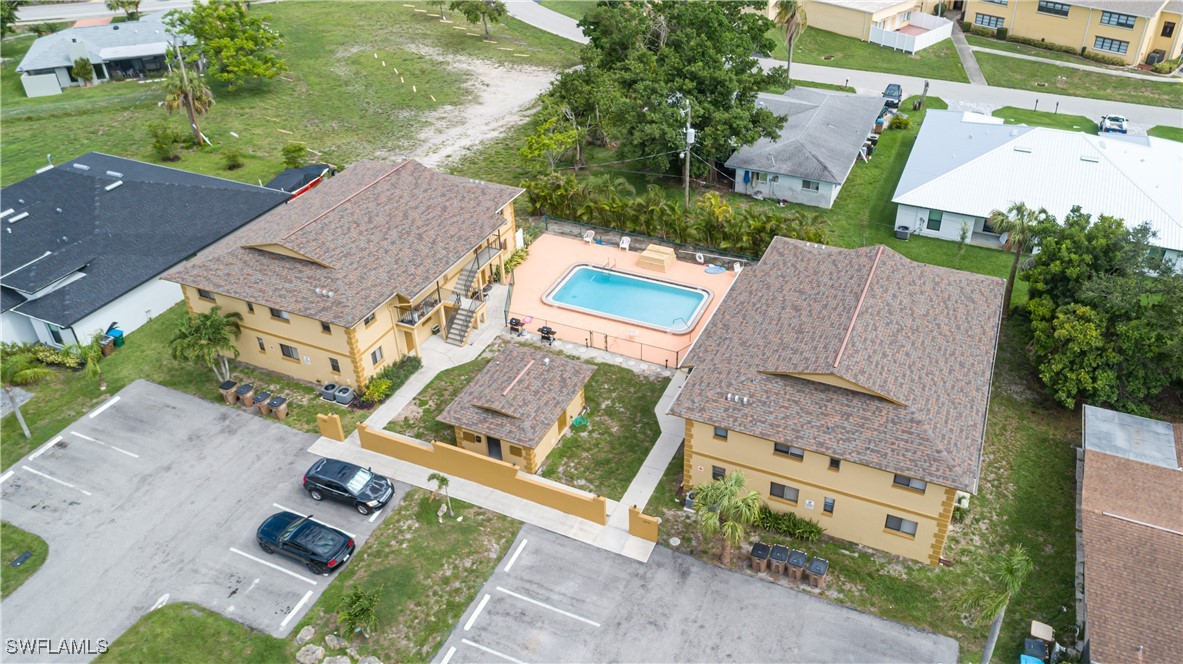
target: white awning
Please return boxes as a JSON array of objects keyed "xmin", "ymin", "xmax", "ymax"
[{"xmin": 98, "ymin": 42, "xmax": 168, "ymax": 61}]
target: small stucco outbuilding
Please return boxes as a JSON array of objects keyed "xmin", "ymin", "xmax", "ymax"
[{"xmin": 438, "ymin": 345, "xmax": 596, "ymax": 473}]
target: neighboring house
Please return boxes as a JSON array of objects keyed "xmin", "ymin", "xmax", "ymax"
[
  {"xmin": 437, "ymin": 345, "xmax": 595, "ymax": 473},
  {"xmin": 0, "ymin": 153, "xmax": 288, "ymax": 348},
  {"xmin": 725, "ymin": 89, "xmax": 884, "ymax": 209},
  {"xmin": 964, "ymin": 0, "xmax": 1183, "ymax": 66},
  {"xmin": 892, "ymin": 110, "xmax": 1183, "ymax": 270},
  {"xmin": 769, "ymin": 1, "xmax": 954, "ymax": 53},
  {"xmin": 15, "ymin": 13, "xmax": 194, "ymax": 97},
  {"xmin": 1078, "ymin": 405, "xmax": 1182, "ymax": 664},
  {"xmin": 166, "ymin": 160, "xmax": 523, "ymax": 391},
  {"xmin": 670, "ymin": 237, "xmax": 1004, "ymax": 566}
]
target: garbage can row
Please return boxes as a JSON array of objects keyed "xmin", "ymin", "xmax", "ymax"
[
  {"xmin": 750, "ymin": 542, "xmax": 828, "ymax": 589},
  {"xmin": 218, "ymin": 381, "xmax": 288, "ymax": 420}
]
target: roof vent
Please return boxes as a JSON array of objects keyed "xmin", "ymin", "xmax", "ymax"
[
  {"xmin": 1013, "ymin": 146, "xmax": 1032, "ymax": 153},
  {"xmin": 106, "ymin": 170, "xmax": 123, "ymax": 178},
  {"xmin": 0, "ymin": 209, "xmax": 13, "ymax": 219},
  {"xmin": 726, "ymin": 393, "xmax": 733, "ymax": 401},
  {"xmin": 104, "ymin": 180, "xmax": 123, "ymax": 191},
  {"xmin": 543, "ymin": 357, "xmax": 550, "ymax": 367},
  {"xmin": 1080, "ymin": 155, "xmax": 1099, "ymax": 163},
  {"xmin": 35, "ymin": 165, "xmax": 54, "ymax": 174},
  {"xmin": 7, "ymin": 212, "xmax": 30, "ymax": 224},
  {"xmin": 73, "ymin": 163, "xmax": 90, "ymax": 171},
  {"xmin": 742, "ymin": 396, "xmax": 750, "ymax": 405},
  {"xmin": 55, "ymin": 208, "xmax": 62, "ymax": 213},
  {"xmin": 112, "ymin": 25, "xmax": 119, "ymax": 30}
]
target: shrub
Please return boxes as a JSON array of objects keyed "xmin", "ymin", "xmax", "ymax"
[
  {"xmin": 361, "ymin": 377, "xmax": 393, "ymax": 404},
  {"xmin": 337, "ymin": 584, "xmax": 383, "ymax": 636},
  {"xmin": 756, "ymin": 505, "xmax": 825, "ymax": 542},
  {"xmin": 953, "ymin": 505, "xmax": 970, "ymax": 523},
  {"xmin": 1152, "ymin": 56, "xmax": 1182, "ymax": 74},
  {"xmin": 375, "ymin": 355, "xmax": 422, "ymax": 395},
  {"xmin": 222, "ymin": 148, "xmax": 245, "ymax": 171},
  {"xmin": 888, "ymin": 113, "xmax": 911, "ymax": 130},
  {"xmin": 28, "ymin": 344, "xmax": 81, "ymax": 369},
  {"xmin": 965, "ymin": 25, "xmax": 996, "ymax": 38},
  {"xmin": 504, "ymin": 247, "xmax": 529, "ymax": 273},
  {"xmin": 281, "ymin": 142, "xmax": 308, "ymax": 169},
  {"xmin": 994, "ymin": 27, "xmax": 1008, "ymax": 41},
  {"xmin": 1081, "ymin": 50, "xmax": 1127, "ymax": 66},
  {"xmin": 148, "ymin": 121, "xmax": 183, "ymax": 162},
  {"xmin": 1006, "ymin": 34, "xmax": 1080, "ymax": 56},
  {"xmin": 960, "ymin": 21, "xmax": 971, "ymax": 32}
]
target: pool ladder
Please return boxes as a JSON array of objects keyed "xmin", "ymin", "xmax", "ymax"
[{"xmin": 601, "ymin": 258, "xmax": 616, "ymax": 272}]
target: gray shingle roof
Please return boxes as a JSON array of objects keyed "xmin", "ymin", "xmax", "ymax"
[
  {"xmin": 165, "ymin": 160, "xmax": 523, "ymax": 327},
  {"xmin": 0, "ymin": 153, "xmax": 288, "ymax": 328},
  {"xmin": 16, "ymin": 13, "xmax": 192, "ymax": 72},
  {"xmin": 670, "ymin": 237, "xmax": 1004, "ymax": 493},
  {"xmin": 437, "ymin": 345, "xmax": 596, "ymax": 449},
  {"xmin": 724, "ymin": 89, "xmax": 884, "ymax": 185}
]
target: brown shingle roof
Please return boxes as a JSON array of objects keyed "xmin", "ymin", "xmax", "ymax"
[
  {"xmin": 437, "ymin": 345, "xmax": 596, "ymax": 449},
  {"xmin": 670, "ymin": 237, "xmax": 1004, "ymax": 492},
  {"xmin": 1081, "ymin": 448, "xmax": 1183, "ymax": 664},
  {"xmin": 165, "ymin": 160, "xmax": 523, "ymax": 326}
]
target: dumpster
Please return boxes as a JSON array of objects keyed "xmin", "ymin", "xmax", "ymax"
[
  {"xmin": 254, "ymin": 391, "xmax": 272, "ymax": 415},
  {"xmin": 100, "ymin": 334, "xmax": 116, "ymax": 357},
  {"xmin": 108, "ymin": 329, "xmax": 124, "ymax": 347},
  {"xmin": 269, "ymin": 395, "xmax": 288, "ymax": 421},
  {"xmin": 219, "ymin": 380, "xmax": 238, "ymax": 405}
]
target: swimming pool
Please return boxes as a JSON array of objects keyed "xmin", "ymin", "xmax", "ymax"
[{"xmin": 543, "ymin": 264, "xmax": 712, "ymax": 334}]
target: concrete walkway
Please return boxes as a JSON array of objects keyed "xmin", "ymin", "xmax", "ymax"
[
  {"xmin": 969, "ymin": 45, "xmax": 1183, "ymax": 82},
  {"xmin": 950, "ymin": 25, "xmax": 987, "ymax": 85},
  {"xmin": 506, "ymin": 0, "xmax": 588, "ymax": 44},
  {"xmin": 608, "ymin": 370, "xmax": 686, "ymax": 529}
]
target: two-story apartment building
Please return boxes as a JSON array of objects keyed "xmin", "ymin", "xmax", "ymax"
[
  {"xmin": 964, "ymin": 0, "xmax": 1183, "ymax": 65},
  {"xmin": 167, "ymin": 160, "xmax": 522, "ymax": 390},
  {"xmin": 670, "ymin": 237, "xmax": 1004, "ymax": 565}
]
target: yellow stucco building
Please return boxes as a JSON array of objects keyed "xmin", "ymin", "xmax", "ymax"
[
  {"xmin": 670, "ymin": 238, "xmax": 1004, "ymax": 566},
  {"xmin": 964, "ymin": 0, "xmax": 1183, "ymax": 65},
  {"xmin": 167, "ymin": 160, "xmax": 522, "ymax": 391}
]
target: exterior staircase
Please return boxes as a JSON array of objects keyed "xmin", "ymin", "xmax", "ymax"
[
  {"xmin": 444, "ymin": 296, "xmax": 480, "ymax": 346},
  {"xmin": 455, "ymin": 255, "xmax": 482, "ymax": 300}
]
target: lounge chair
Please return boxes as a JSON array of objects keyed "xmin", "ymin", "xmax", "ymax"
[
  {"xmin": 582, "ymin": 230, "xmax": 595, "ymax": 243},
  {"xmin": 619, "ymin": 236, "xmax": 631, "ymax": 251},
  {"xmin": 734, "ymin": 262, "xmax": 744, "ymax": 274}
]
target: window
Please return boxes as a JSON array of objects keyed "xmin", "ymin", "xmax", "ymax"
[
  {"xmin": 196, "ymin": 288, "xmax": 215, "ymax": 302},
  {"xmin": 885, "ymin": 515, "xmax": 918, "ymax": 536},
  {"xmin": 1163, "ymin": 21, "xmax": 1175, "ymax": 38},
  {"xmin": 769, "ymin": 482, "xmax": 799, "ymax": 503},
  {"xmin": 509, "ymin": 445, "xmax": 523, "ymax": 457},
  {"xmin": 828, "ymin": 457, "xmax": 841, "ymax": 471},
  {"xmin": 927, "ymin": 210, "xmax": 943, "ymax": 231},
  {"xmin": 982, "ymin": 0, "xmax": 1007, "ymax": 5},
  {"xmin": 711, "ymin": 465, "xmax": 726, "ymax": 481},
  {"xmin": 320, "ymin": 321, "xmax": 331, "ymax": 334},
  {"xmin": 713, "ymin": 426, "xmax": 729, "ymax": 440},
  {"xmin": 279, "ymin": 343, "xmax": 299, "ymax": 360},
  {"xmin": 371, "ymin": 346, "xmax": 384, "ymax": 365},
  {"xmin": 257, "ymin": 337, "xmax": 266, "ymax": 352},
  {"xmin": 329, "ymin": 357, "xmax": 340, "ymax": 373},
  {"xmin": 270, "ymin": 307, "xmax": 289, "ymax": 321},
  {"xmin": 774, "ymin": 443, "xmax": 805, "ymax": 460},
  {"xmin": 754, "ymin": 172, "xmax": 768, "ymax": 183},
  {"xmin": 47, "ymin": 324, "xmax": 64, "ymax": 346},
  {"xmin": 823, "ymin": 498, "xmax": 835, "ymax": 514},
  {"xmin": 974, "ymin": 13, "xmax": 1004, "ymax": 29},
  {"xmin": 1036, "ymin": 1, "xmax": 1070, "ymax": 17},
  {"xmin": 1093, "ymin": 36, "xmax": 1129, "ymax": 54},
  {"xmin": 246, "ymin": 302, "xmax": 254, "ymax": 313},
  {"xmin": 363, "ymin": 313, "xmax": 376, "ymax": 327},
  {"xmin": 1099, "ymin": 11, "xmax": 1136, "ymax": 29},
  {"xmin": 801, "ymin": 179, "xmax": 820, "ymax": 192},
  {"xmin": 893, "ymin": 474, "xmax": 928, "ymax": 492}
]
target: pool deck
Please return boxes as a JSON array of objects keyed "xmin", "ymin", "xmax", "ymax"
[{"xmin": 508, "ymin": 234, "xmax": 739, "ymax": 367}]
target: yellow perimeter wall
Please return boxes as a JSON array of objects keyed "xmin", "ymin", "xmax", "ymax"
[
  {"xmin": 682, "ymin": 420, "xmax": 956, "ymax": 566},
  {"xmin": 964, "ymin": 0, "xmax": 1183, "ymax": 64},
  {"xmin": 453, "ymin": 388, "xmax": 586, "ymax": 473},
  {"xmin": 358, "ymin": 423, "xmax": 608, "ymax": 525}
]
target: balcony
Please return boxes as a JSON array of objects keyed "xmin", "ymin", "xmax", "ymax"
[
  {"xmin": 396, "ymin": 295, "xmax": 443, "ymax": 327},
  {"xmin": 869, "ymin": 12, "xmax": 953, "ymax": 54}
]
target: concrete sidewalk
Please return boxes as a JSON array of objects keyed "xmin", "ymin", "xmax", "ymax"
[
  {"xmin": 506, "ymin": 0, "xmax": 588, "ymax": 44},
  {"xmin": 969, "ymin": 45, "xmax": 1183, "ymax": 82},
  {"xmin": 950, "ymin": 25, "xmax": 987, "ymax": 85},
  {"xmin": 608, "ymin": 370, "xmax": 686, "ymax": 529}
]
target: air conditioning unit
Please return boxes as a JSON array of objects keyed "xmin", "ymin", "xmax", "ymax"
[{"xmin": 1146, "ymin": 50, "xmax": 1166, "ymax": 66}]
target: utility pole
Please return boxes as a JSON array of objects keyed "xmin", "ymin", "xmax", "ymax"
[
  {"xmin": 682, "ymin": 100, "xmax": 694, "ymax": 211},
  {"xmin": 173, "ymin": 40, "xmax": 204, "ymax": 146}
]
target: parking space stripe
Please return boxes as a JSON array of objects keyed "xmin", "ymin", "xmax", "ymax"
[
  {"xmin": 496, "ymin": 587, "xmax": 600, "ymax": 627},
  {"xmin": 369, "ymin": 508, "xmax": 382, "ymax": 523},
  {"xmin": 70, "ymin": 431, "xmax": 140, "ymax": 458},
  {"xmin": 228, "ymin": 548, "xmax": 318, "ymax": 586},
  {"xmin": 280, "ymin": 590, "xmax": 314, "ymax": 629},
  {"xmin": 22, "ymin": 466, "xmax": 92, "ymax": 496},
  {"xmin": 439, "ymin": 646, "xmax": 457, "ymax": 664},
  {"xmin": 0, "ymin": 470, "xmax": 13, "ymax": 485},
  {"xmin": 504, "ymin": 539, "xmax": 528, "ymax": 573},
  {"xmin": 87, "ymin": 396, "xmax": 120, "ymax": 419},
  {"xmin": 271, "ymin": 503, "xmax": 357, "ymax": 538},
  {"xmin": 29, "ymin": 435, "xmax": 62, "ymax": 460},
  {"xmin": 464, "ymin": 594, "xmax": 491, "ymax": 631},
  {"xmin": 460, "ymin": 639, "xmax": 524, "ymax": 664}
]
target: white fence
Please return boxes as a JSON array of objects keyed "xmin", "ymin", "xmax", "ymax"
[{"xmin": 869, "ymin": 12, "xmax": 953, "ymax": 54}]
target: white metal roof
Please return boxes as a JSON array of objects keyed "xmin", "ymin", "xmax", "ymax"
[
  {"xmin": 893, "ymin": 110, "xmax": 1183, "ymax": 252},
  {"xmin": 98, "ymin": 42, "xmax": 169, "ymax": 60}
]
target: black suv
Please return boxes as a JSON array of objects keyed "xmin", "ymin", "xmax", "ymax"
[
  {"xmin": 256, "ymin": 512, "xmax": 355, "ymax": 575},
  {"xmin": 882, "ymin": 83, "xmax": 903, "ymax": 108},
  {"xmin": 303, "ymin": 458, "xmax": 394, "ymax": 515}
]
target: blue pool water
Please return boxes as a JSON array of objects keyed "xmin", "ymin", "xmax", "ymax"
[{"xmin": 546, "ymin": 266, "xmax": 709, "ymax": 333}]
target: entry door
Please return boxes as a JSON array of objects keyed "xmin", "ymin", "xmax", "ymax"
[{"xmin": 487, "ymin": 437, "xmax": 503, "ymax": 461}]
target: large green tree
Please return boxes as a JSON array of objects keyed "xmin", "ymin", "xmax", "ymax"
[
  {"xmin": 166, "ymin": 0, "xmax": 286, "ymax": 91},
  {"xmin": 168, "ymin": 305, "xmax": 243, "ymax": 382},
  {"xmin": 449, "ymin": 0, "xmax": 506, "ymax": 39},
  {"xmin": 0, "ymin": 0, "xmax": 26, "ymax": 36}
]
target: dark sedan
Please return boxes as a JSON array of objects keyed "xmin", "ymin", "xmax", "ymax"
[
  {"xmin": 256, "ymin": 512, "xmax": 355, "ymax": 575},
  {"xmin": 303, "ymin": 458, "xmax": 394, "ymax": 515}
]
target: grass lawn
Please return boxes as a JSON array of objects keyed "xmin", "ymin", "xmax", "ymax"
[
  {"xmin": 649, "ymin": 318, "xmax": 1080, "ymax": 662},
  {"xmin": 385, "ymin": 354, "xmax": 494, "ymax": 444},
  {"xmin": 0, "ymin": 1, "xmax": 579, "ymax": 186},
  {"xmin": 1149, "ymin": 125, "xmax": 1183, "ymax": 142},
  {"xmin": 767, "ymin": 28, "xmax": 969, "ymax": 83},
  {"xmin": 0, "ymin": 303, "xmax": 367, "ymax": 471},
  {"xmin": 992, "ymin": 106, "xmax": 1098, "ymax": 133},
  {"xmin": 976, "ymin": 52, "xmax": 1183, "ymax": 108},
  {"xmin": 0, "ymin": 522, "xmax": 48, "ymax": 598},
  {"xmin": 539, "ymin": 0, "xmax": 592, "ymax": 21},
  {"xmin": 963, "ymin": 33, "xmax": 1102, "ymax": 67},
  {"xmin": 98, "ymin": 603, "xmax": 289, "ymax": 664}
]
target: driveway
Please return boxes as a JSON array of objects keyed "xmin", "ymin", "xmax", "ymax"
[
  {"xmin": 0, "ymin": 380, "xmax": 406, "ymax": 662},
  {"xmin": 435, "ymin": 525, "xmax": 959, "ymax": 663}
]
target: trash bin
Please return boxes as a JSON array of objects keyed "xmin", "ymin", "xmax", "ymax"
[
  {"xmin": 109, "ymin": 329, "xmax": 124, "ymax": 348},
  {"xmin": 806, "ymin": 557, "xmax": 829, "ymax": 589},
  {"xmin": 235, "ymin": 383, "xmax": 254, "ymax": 407},
  {"xmin": 254, "ymin": 391, "xmax": 272, "ymax": 415},
  {"xmin": 787, "ymin": 549, "xmax": 808, "ymax": 581},
  {"xmin": 219, "ymin": 380, "xmax": 238, "ymax": 405},
  {"xmin": 100, "ymin": 334, "xmax": 116, "ymax": 357},
  {"xmin": 334, "ymin": 385, "xmax": 353, "ymax": 405},
  {"xmin": 750, "ymin": 542, "xmax": 770, "ymax": 574},
  {"xmin": 269, "ymin": 395, "xmax": 288, "ymax": 421},
  {"xmin": 770, "ymin": 544, "xmax": 789, "ymax": 577}
]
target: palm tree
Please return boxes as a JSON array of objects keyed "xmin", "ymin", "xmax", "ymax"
[
  {"xmin": 958, "ymin": 544, "xmax": 1033, "ymax": 664},
  {"xmin": 773, "ymin": 0, "xmax": 808, "ymax": 85},
  {"xmin": 74, "ymin": 332, "xmax": 107, "ymax": 391},
  {"xmin": 428, "ymin": 472, "xmax": 453, "ymax": 517},
  {"xmin": 693, "ymin": 470, "xmax": 763, "ymax": 566},
  {"xmin": 1, "ymin": 352, "xmax": 56, "ymax": 439},
  {"xmin": 782, "ymin": 209, "xmax": 831, "ymax": 244},
  {"xmin": 986, "ymin": 202, "xmax": 1049, "ymax": 318},
  {"xmin": 162, "ymin": 69, "xmax": 214, "ymax": 146},
  {"xmin": 168, "ymin": 305, "xmax": 243, "ymax": 383}
]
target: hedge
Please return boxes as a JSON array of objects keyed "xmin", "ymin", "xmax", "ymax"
[
  {"xmin": 1006, "ymin": 34, "xmax": 1081, "ymax": 56},
  {"xmin": 757, "ymin": 505, "xmax": 825, "ymax": 542},
  {"xmin": 1081, "ymin": 50, "xmax": 1128, "ymax": 66}
]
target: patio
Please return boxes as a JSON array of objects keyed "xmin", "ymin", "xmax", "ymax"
[{"xmin": 507, "ymin": 234, "xmax": 739, "ymax": 368}]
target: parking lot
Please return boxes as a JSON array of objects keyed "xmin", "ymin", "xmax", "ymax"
[
  {"xmin": 436, "ymin": 525, "xmax": 960, "ymax": 664},
  {"xmin": 0, "ymin": 380, "xmax": 404, "ymax": 662}
]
